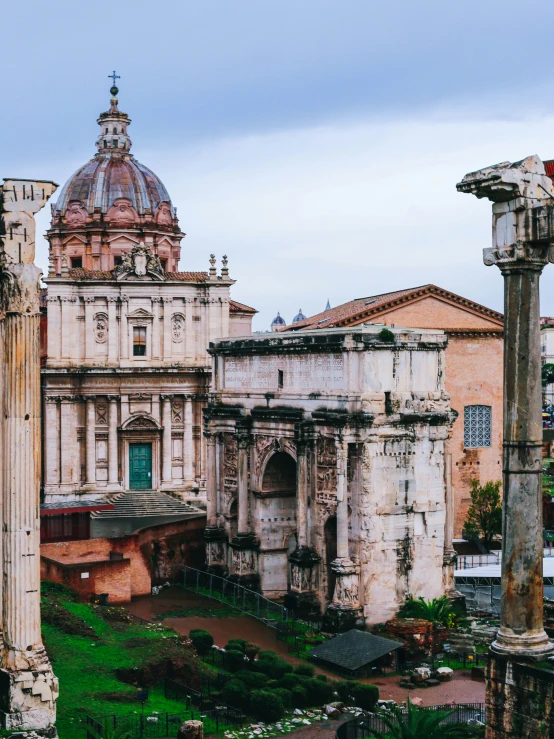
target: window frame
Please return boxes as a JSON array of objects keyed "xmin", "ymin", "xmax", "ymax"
[
  {"xmin": 133, "ymin": 326, "xmax": 147, "ymax": 357},
  {"xmin": 463, "ymin": 404, "xmax": 492, "ymax": 449}
]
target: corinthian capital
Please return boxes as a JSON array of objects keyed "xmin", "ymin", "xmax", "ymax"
[
  {"xmin": 457, "ymin": 155, "xmax": 554, "ymax": 204},
  {"xmin": 0, "ymin": 263, "xmax": 41, "ymax": 315},
  {"xmin": 483, "ymin": 242, "xmax": 554, "ymax": 272}
]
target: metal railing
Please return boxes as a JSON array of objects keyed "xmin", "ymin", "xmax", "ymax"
[
  {"xmin": 183, "ymin": 566, "xmax": 289, "ymax": 622},
  {"xmin": 164, "ymin": 678, "xmax": 244, "ymax": 725},
  {"xmin": 336, "ymin": 703, "xmax": 486, "ymax": 739}
]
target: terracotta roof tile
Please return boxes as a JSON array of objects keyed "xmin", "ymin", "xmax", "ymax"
[
  {"xmin": 229, "ymin": 299, "xmax": 257, "ymax": 314},
  {"xmin": 67, "ymin": 268, "xmax": 208, "ymax": 283},
  {"xmin": 284, "ymin": 284, "xmax": 503, "ymax": 331}
]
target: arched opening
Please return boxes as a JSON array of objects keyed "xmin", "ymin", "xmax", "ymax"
[
  {"xmin": 324, "ymin": 516, "xmax": 337, "ymax": 601},
  {"xmin": 261, "ymin": 452, "xmax": 296, "ymax": 495}
]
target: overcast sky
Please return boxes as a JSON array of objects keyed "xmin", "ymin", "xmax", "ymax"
[{"xmin": 4, "ymin": 0, "xmax": 554, "ymax": 329}]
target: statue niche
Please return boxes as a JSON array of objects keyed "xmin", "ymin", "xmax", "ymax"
[{"xmin": 106, "ymin": 198, "xmax": 138, "ymax": 226}]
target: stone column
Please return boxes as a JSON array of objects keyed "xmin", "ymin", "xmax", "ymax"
[
  {"xmin": 458, "ymin": 157, "xmax": 554, "ymax": 660},
  {"xmin": 162, "ymin": 297, "xmax": 173, "ymax": 360},
  {"xmin": 161, "ymin": 394, "xmax": 173, "ymax": 486},
  {"xmin": 152, "ymin": 297, "xmax": 161, "ymax": 359},
  {"xmin": 0, "ymin": 176, "xmax": 58, "ymax": 730},
  {"xmin": 204, "ymin": 421, "xmax": 228, "ymax": 573},
  {"xmin": 205, "ymin": 431, "xmax": 217, "ymax": 526},
  {"xmin": 184, "ymin": 395, "xmax": 194, "ymax": 485},
  {"xmin": 120, "ymin": 295, "xmax": 129, "ymax": 360},
  {"xmin": 60, "ymin": 396, "xmax": 77, "ymax": 487},
  {"xmin": 442, "ymin": 452, "xmax": 458, "ymax": 597},
  {"xmin": 46, "ymin": 296, "xmax": 61, "ymax": 361},
  {"xmin": 229, "ymin": 424, "xmax": 258, "ymax": 589},
  {"xmin": 286, "ymin": 425, "xmax": 321, "ymax": 617},
  {"xmin": 84, "ymin": 296, "xmax": 95, "ymax": 361},
  {"xmin": 107, "ymin": 296, "xmax": 118, "ymax": 362},
  {"xmin": 85, "ymin": 395, "xmax": 96, "ymax": 487},
  {"xmin": 324, "ymin": 436, "xmax": 362, "ymax": 631},
  {"xmin": 107, "ymin": 395, "xmax": 119, "ymax": 488},
  {"xmin": 44, "ymin": 397, "xmax": 60, "ymax": 487}
]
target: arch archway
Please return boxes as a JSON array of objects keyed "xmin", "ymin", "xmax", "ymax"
[
  {"xmin": 261, "ymin": 452, "xmax": 296, "ymax": 496},
  {"xmin": 324, "ymin": 516, "xmax": 337, "ymax": 601}
]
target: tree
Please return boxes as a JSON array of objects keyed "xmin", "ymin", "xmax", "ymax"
[
  {"xmin": 543, "ymin": 363, "xmax": 554, "ymax": 387},
  {"xmin": 371, "ymin": 699, "xmax": 473, "ymax": 739},
  {"xmin": 464, "ymin": 479, "xmax": 502, "ymax": 551},
  {"xmin": 398, "ymin": 596, "xmax": 463, "ymax": 627}
]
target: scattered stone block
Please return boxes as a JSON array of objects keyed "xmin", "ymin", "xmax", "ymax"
[{"xmin": 178, "ymin": 720, "xmax": 204, "ymax": 739}]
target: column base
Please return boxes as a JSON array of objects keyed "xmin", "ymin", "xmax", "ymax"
[
  {"xmin": 323, "ymin": 604, "xmax": 364, "ymax": 632},
  {"xmin": 204, "ymin": 526, "xmax": 228, "ymax": 576},
  {"xmin": 285, "ymin": 546, "xmax": 321, "ymax": 618},
  {"xmin": 324, "ymin": 557, "xmax": 363, "ymax": 632},
  {"xmin": 0, "ymin": 650, "xmax": 58, "ymax": 731},
  {"xmin": 228, "ymin": 533, "xmax": 259, "ymax": 591},
  {"xmin": 284, "ymin": 591, "xmax": 321, "ymax": 618},
  {"xmin": 491, "ymin": 627, "xmax": 554, "ymax": 659}
]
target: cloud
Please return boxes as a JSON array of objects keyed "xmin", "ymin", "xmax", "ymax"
[{"xmin": 34, "ymin": 106, "xmax": 554, "ymax": 331}]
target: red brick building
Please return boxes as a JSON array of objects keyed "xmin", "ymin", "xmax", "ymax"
[{"xmin": 286, "ymin": 284, "xmax": 503, "ymax": 536}]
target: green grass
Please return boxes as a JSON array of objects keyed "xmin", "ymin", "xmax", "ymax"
[{"xmin": 40, "ymin": 582, "xmax": 219, "ymax": 739}]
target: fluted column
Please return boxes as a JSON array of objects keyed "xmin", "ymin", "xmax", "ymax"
[
  {"xmin": 184, "ymin": 394, "xmax": 194, "ymax": 485},
  {"xmin": 296, "ymin": 439, "xmax": 309, "ymax": 548},
  {"xmin": 162, "ymin": 297, "xmax": 173, "ymax": 360},
  {"xmin": 161, "ymin": 394, "xmax": 173, "ymax": 485},
  {"xmin": 44, "ymin": 397, "xmax": 60, "ymax": 486},
  {"xmin": 85, "ymin": 396, "xmax": 96, "ymax": 486},
  {"xmin": 336, "ymin": 439, "xmax": 349, "ymax": 559},
  {"xmin": 237, "ymin": 430, "xmax": 251, "ymax": 535},
  {"xmin": 108, "ymin": 395, "xmax": 119, "ymax": 487},
  {"xmin": 205, "ymin": 430, "xmax": 217, "ymax": 526}
]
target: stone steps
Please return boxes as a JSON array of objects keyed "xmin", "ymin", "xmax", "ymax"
[{"xmin": 91, "ymin": 489, "xmax": 200, "ymax": 519}]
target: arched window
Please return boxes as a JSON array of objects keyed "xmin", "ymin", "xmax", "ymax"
[{"xmin": 464, "ymin": 405, "xmax": 492, "ymax": 448}]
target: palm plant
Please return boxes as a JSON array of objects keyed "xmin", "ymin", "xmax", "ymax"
[
  {"xmin": 371, "ymin": 699, "xmax": 476, "ymax": 738},
  {"xmin": 398, "ymin": 596, "xmax": 465, "ymax": 627}
]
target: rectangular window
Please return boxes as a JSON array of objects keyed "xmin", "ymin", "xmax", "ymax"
[
  {"xmin": 278, "ymin": 369, "xmax": 284, "ymax": 389},
  {"xmin": 133, "ymin": 326, "xmax": 147, "ymax": 356},
  {"xmin": 70, "ymin": 257, "xmax": 82, "ymax": 269},
  {"xmin": 114, "ymin": 256, "xmax": 123, "ymax": 267},
  {"xmin": 464, "ymin": 405, "xmax": 492, "ymax": 448}
]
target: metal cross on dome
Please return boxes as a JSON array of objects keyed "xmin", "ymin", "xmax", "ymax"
[{"xmin": 108, "ymin": 70, "xmax": 120, "ymax": 86}]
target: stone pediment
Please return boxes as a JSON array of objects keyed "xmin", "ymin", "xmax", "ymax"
[
  {"xmin": 114, "ymin": 242, "xmax": 166, "ymax": 282},
  {"xmin": 127, "ymin": 308, "xmax": 154, "ymax": 320},
  {"xmin": 121, "ymin": 414, "xmax": 162, "ymax": 431}
]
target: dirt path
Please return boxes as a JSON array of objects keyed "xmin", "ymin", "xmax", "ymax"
[{"xmin": 125, "ymin": 587, "xmax": 486, "ymax": 707}]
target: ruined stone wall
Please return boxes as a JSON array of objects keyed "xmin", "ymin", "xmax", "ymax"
[
  {"xmin": 486, "ymin": 655, "xmax": 554, "ymax": 739},
  {"xmin": 355, "ymin": 427, "xmax": 447, "ymax": 625},
  {"xmin": 41, "ymin": 556, "xmax": 132, "ymax": 604}
]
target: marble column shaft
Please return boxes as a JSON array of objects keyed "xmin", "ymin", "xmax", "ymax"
[
  {"xmin": 336, "ymin": 440, "xmax": 349, "ymax": 560},
  {"xmin": 184, "ymin": 395, "xmax": 194, "ymax": 483},
  {"xmin": 206, "ymin": 431, "xmax": 217, "ymax": 526},
  {"xmin": 161, "ymin": 394, "xmax": 173, "ymax": 484},
  {"xmin": 45, "ymin": 398, "xmax": 60, "ymax": 486},
  {"xmin": 108, "ymin": 396, "xmax": 118, "ymax": 485},
  {"xmin": 296, "ymin": 441, "xmax": 309, "ymax": 547},
  {"xmin": 85, "ymin": 396, "xmax": 96, "ymax": 485},
  {"xmin": 237, "ymin": 432, "xmax": 250, "ymax": 535}
]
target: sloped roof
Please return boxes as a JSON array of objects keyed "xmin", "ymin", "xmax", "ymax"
[
  {"xmin": 311, "ymin": 629, "xmax": 402, "ymax": 671},
  {"xmin": 284, "ymin": 284, "xmax": 503, "ymax": 332},
  {"xmin": 229, "ymin": 299, "xmax": 257, "ymax": 314}
]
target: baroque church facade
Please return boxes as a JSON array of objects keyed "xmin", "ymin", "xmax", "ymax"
[{"xmin": 41, "ymin": 84, "xmax": 255, "ymax": 504}]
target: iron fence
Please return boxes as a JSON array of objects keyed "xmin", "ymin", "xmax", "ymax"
[
  {"xmin": 336, "ymin": 703, "xmax": 486, "ymax": 739},
  {"xmin": 182, "ymin": 566, "xmax": 289, "ymax": 622},
  {"xmin": 164, "ymin": 678, "xmax": 244, "ymax": 724}
]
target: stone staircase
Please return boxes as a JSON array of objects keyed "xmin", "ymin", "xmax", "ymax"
[{"xmin": 91, "ymin": 489, "xmax": 201, "ymax": 519}]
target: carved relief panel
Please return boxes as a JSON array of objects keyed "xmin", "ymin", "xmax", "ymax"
[
  {"xmin": 93, "ymin": 312, "xmax": 108, "ymax": 344},
  {"xmin": 316, "ymin": 437, "xmax": 337, "ymax": 505},
  {"xmin": 223, "ymin": 433, "xmax": 238, "ymax": 504}
]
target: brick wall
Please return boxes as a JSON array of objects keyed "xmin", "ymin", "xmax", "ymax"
[{"xmin": 40, "ymin": 515, "xmax": 206, "ymax": 602}]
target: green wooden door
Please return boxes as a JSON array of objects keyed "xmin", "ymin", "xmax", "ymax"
[{"xmin": 129, "ymin": 443, "xmax": 152, "ymax": 489}]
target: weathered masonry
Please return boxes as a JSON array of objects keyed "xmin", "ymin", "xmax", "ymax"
[{"xmin": 203, "ymin": 326, "xmax": 457, "ymax": 627}]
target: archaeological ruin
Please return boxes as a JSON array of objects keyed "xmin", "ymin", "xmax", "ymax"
[{"xmin": 203, "ymin": 325, "xmax": 458, "ymax": 627}]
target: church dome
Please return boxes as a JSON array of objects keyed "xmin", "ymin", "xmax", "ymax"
[
  {"xmin": 271, "ymin": 312, "xmax": 287, "ymax": 331},
  {"xmin": 292, "ymin": 308, "xmax": 306, "ymax": 323},
  {"xmin": 53, "ymin": 82, "xmax": 175, "ymax": 221}
]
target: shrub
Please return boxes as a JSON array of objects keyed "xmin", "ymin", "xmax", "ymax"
[
  {"xmin": 272, "ymin": 687, "xmax": 292, "ymax": 709},
  {"xmin": 316, "ymin": 674, "xmax": 328, "ymax": 682},
  {"xmin": 225, "ymin": 638, "xmax": 247, "ymax": 652},
  {"xmin": 225, "ymin": 649, "xmax": 247, "ymax": 672},
  {"xmin": 222, "ymin": 679, "xmax": 250, "ymax": 710},
  {"xmin": 336, "ymin": 680, "xmax": 357, "ymax": 702},
  {"xmin": 303, "ymin": 677, "xmax": 335, "ymax": 705},
  {"xmin": 294, "ymin": 663, "xmax": 315, "ymax": 677},
  {"xmin": 291, "ymin": 684, "xmax": 309, "ymax": 709},
  {"xmin": 256, "ymin": 656, "xmax": 293, "ymax": 679},
  {"xmin": 258, "ymin": 650, "xmax": 279, "ymax": 661},
  {"xmin": 235, "ymin": 669, "xmax": 268, "ymax": 688},
  {"xmin": 189, "ymin": 629, "xmax": 214, "ymax": 655},
  {"xmin": 350, "ymin": 683, "xmax": 379, "ymax": 711},
  {"xmin": 278, "ymin": 673, "xmax": 299, "ymax": 690},
  {"xmin": 244, "ymin": 642, "xmax": 261, "ymax": 661},
  {"xmin": 249, "ymin": 689, "xmax": 285, "ymax": 722},
  {"xmin": 378, "ymin": 328, "xmax": 395, "ymax": 343}
]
